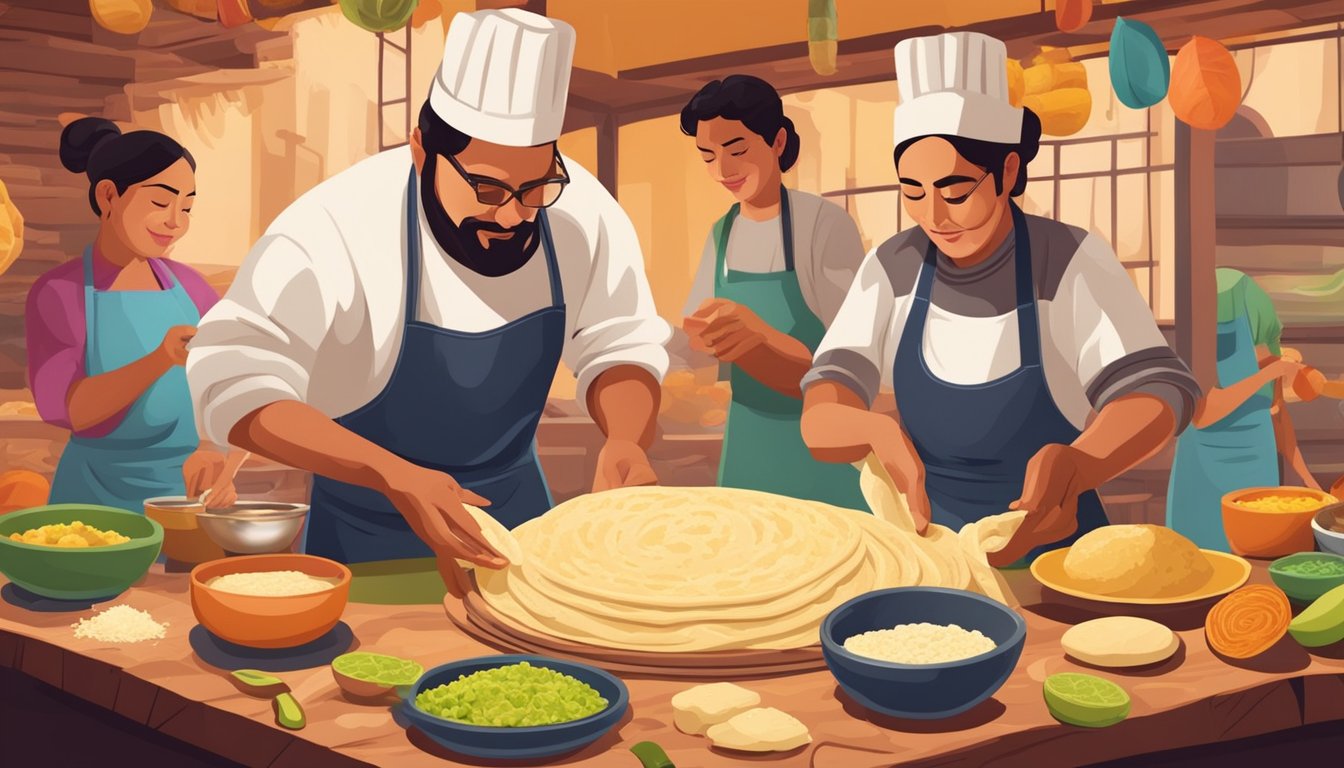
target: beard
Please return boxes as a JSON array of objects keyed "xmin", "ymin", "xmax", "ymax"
[{"xmin": 419, "ymin": 156, "xmax": 541, "ymax": 277}]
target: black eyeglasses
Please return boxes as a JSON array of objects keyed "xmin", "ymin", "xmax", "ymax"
[{"xmin": 441, "ymin": 150, "xmax": 570, "ymax": 209}]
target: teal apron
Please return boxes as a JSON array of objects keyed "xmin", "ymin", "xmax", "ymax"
[
  {"xmin": 1166, "ymin": 312, "xmax": 1278, "ymax": 551},
  {"xmin": 50, "ymin": 247, "xmax": 200, "ymax": 512},
  {"xmin": 713, "ymin": 188, "xmax": 868, "ymax": 511}
]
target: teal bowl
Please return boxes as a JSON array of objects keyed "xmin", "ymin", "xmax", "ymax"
[
  {"xmin": 0, "ymin": 505, "xmax": 163, "ymax": 600},
  {"xmin": 1268, "ymin": 552, "xmax": 1344, "ymax": 603}
]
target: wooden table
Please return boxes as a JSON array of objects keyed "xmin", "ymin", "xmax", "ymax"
[{"xmin": 2, "ymin": 565, "xmax": 1344, "ymax": 768}]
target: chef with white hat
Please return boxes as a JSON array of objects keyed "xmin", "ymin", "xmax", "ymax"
[
  {"xmin": 186, "ymin": 9, "xmax": 671, "ymax": 595},
  {"xmin": 800, "ymin": 32, "xmax": 1200, "ymax": 565}
]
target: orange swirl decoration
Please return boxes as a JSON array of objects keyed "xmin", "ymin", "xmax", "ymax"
[{"xmin": 1205, "ymin": 585, "xmax": 1292, "ymax": 659}]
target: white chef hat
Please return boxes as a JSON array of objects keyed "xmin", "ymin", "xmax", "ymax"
[
  {"xmin": 430, "ymin": 9, "xmax": 576, "ymax": 147},
  {"xmin": 892, "ymin": 32, "xmax": 1023, "ymax": 148}
]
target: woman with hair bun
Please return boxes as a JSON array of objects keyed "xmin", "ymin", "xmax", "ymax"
[
  {"xmin": 25, "ymin": 117, "xmax": 242, "ymax": 512},
  {"xmin": 680, "ymin": 74, "xmax": 869, "ymax": 510},
  {"xmin": 801, "ymin": 33, "xmax": 1200, "ymax": 565}
]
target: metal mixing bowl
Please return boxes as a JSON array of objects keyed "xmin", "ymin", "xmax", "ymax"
[{"xmin": 196, "ymin": 502, "xmax": 309, "ymax": 555}]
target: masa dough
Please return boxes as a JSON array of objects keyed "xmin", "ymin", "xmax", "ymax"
[
  {"xmin": 706, "ymin": 707, "xmax": 812, "ymax": 752},
  {"xmin": 672, "ymin": 683, "xmax": 761, "ymax": 735},
  {"xmin": 1062, "ymin": 616, "xmax": 1180, "ymax": 667}
]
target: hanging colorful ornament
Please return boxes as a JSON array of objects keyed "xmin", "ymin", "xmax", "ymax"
[
  {"xmin": 1109, "ymin": 17, "xmax": 1170, "ymax": 109},
  {"xmin": 411, "ymin": 0, "xmax": 441, "ymax": 29},
  {"xmin": 1169, "ymin": 36, "xmax": 1243, "ymax": 131},
  {"xmin": 339, "ymin": 0, "xmax": 419, "ymax": 34},
  {"xmin": 1055, "ymin": 0, "xmax": 1094, "ymax": 34},
  {"xmin": 89, "ymin": 0, "xmax": 153, "ymax": 35},
  {"xmin": 1023, "ymin": 61, "xmax": 1088, "ymax": 95},
  {"xmin": 1023, "ymin": 88, "xmax": 1093, "ymax": 136},
  {"xmin": 808, "ymin": 0, "xmax": 838, "ymax": 76},
  {"xmin": 0, "ymin": 179, "xmax": 24, "ymax": 276}
]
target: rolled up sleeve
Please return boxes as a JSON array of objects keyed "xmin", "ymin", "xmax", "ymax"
[
  {"xmin": 802, "ymin": 248, "xmax": 895, "ymax": 408},
  {"xmin": 186, "ymin": 234, "xmax": 335, "ymax": 446},
  {"xmin": 26, "ymin": 272, "xmax": 86, "ymax": 432},
  {"xmin": 1058, "ymin": 233, "xmax": 1200, "ymax": 433},
  {"xmin": 562, "ymin": 197, "xmax": 672, "ymax": 413}
]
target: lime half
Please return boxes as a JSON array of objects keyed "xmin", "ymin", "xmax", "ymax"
[
  {"xmin": 332, "ymin": 652, "xmax": 424, "ymax": 686},
  {"xmin": 1044, "ymin": 673, "xmax": 1131, "ymax": 728}
]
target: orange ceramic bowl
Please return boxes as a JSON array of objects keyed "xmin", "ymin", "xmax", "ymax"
[
  {"xmin": 1222, "ymin": 487, "xmax": 1339, "ymax": 559},
  {"xmin": 190, "ymin": 554, "xmax": 351, "ymax": 649}
]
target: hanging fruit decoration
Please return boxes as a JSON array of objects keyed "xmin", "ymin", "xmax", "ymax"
[
  {"xmin": 89, "ymin": 0, "xmax": 153, "ymax": 35},
  {"xmin": 1109, "ymin": 17, "xmax": 1170, "ymax": 109},
  {"xmin": 0, "ymin": 179, "xmax": 24, "ymax": 276},
  {"xmin": 1169, "ymin": 36, "xmax": 1243, "ymax": 131},
  {"xmin": 411, "ymin": 0, "xmax": 441, "ymax": 29},
  {"xmin": 808, "ymin": 0, "xmax": 838, "ymax": 76},
  {"xmin": 1020, "ymin": 47, "xmax": 1091, "ymax": 136},
  {"xmin": 1055, "ymin": 0, "xmax": 1094, "ymax": 34},
  {"xmin": 340, "ymin": 0, "xmax": 420, "ymax": 34},
  {"xmin": 1006, "ymin": 59, "xmax": 1026, "ymax": 108}
]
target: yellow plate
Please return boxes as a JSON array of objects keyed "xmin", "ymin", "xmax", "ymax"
[{"xmin": 1030, "ymin": 548, "xmax": 1252, "ymax": 605}]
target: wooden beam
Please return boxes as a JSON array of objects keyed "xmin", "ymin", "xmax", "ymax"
[
  {"xmin": 1175, "ymin": 121, "xmax": 1219, "ymax": 390},
  {"xmin": 596, "ymin": 111, "xmax": 618, "ymax": 197},
  {"xmin": 475, "ymin": 0, "xmax": 546, "ymax": 13}
]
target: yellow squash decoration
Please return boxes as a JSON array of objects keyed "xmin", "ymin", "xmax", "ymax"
[
  {"xmin": 1023, "ymin": 88, "xmax": 1093, "ymax": 136},
  {"xmin": 1023, "ymin": 62, "xmax": 1087, "ymax": 96},
  {"xmin": 89, "ymin": 0, "xmax": 153, "ymax": 35},
  {"xmin": 1007, "ymin": 59, "xmax": 1026, "ymax": 107},
  {"xmin": 808, "ymin": 0, "xmax": 837, "ymax": 76}
]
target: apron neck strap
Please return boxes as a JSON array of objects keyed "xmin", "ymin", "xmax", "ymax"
[
  {"xmin": 715, "ymin": 186, "xmax": 795, "ymax": 278},
  {"xmin": 404, "ymin": 167, "xmax": 565, "ymax": 321},
  {"xmin": 82, "ymin": 245, "xmax": 95, "ymax": 289}
]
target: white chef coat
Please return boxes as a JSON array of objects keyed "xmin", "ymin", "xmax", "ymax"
[
  {"xmin": 803, "ymin": 214, "xmax": 1199, "ymax": 431},
  {"xmin": 187, "ymin": 146, "xmax": 671, "ymax": 447}
]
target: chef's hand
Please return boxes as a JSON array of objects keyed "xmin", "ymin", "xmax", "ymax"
[
  {"xmin": 993, "ymin": 444, "xmax": 1096, "ymax": 567},
  {"xmin": 867, "ymin": 417, "xmax": 932, "ymax": 535},
  {"xmin": 156, "ymin": 325, "xmax": 197, "ymax": 367},
  {"xmin": 183, "ymin": 449, "xmax": 238, "ymax": 508},
  {"xmin": 381, "ymin": 464, "xmax": 508, "ymax": 598},
  {"xmin": 1268, "ymin": 358, "xmax": 1306, "ymax": 383},
  {"xmin": 683, "ymin": 299, "xmax": 769, "ymax": 362},
  {"xmin": 593, "ymin": 438, "xmax": 658, "ymax": 492}
]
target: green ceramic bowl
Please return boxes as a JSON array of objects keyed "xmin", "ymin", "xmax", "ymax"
[
  {"xmin": 1268, "ymin": 552, "xmax": 1344, "ymax": 603},
  {"xmin": 0, "ymin": 505, "xmax": 163, "ymax": 600}
]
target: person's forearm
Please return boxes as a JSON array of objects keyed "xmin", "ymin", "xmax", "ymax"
[
  {"xmin": 1192, "ymin": 367, "xmax": 1277, "ymax": 428},
  {"xmin": 1071, "ymin": 394, "xmax": 1178, "ymax": 489},
  {"xmin": 587, "ymin": 366, "xmax": 660, "ymax": 448},
  {"xmin": 66, "ymin": 349, "xmax": 172, "ymax": 432},
  {"xmin": 228, "ymin": 400, "xmax": 410, "ymax": 494},
  {"xmin": 801, "ymin": 381, "xmax": 889, "ymax": 463},
  {"xmin": 729, "ymin": 329, "xmax": 814, "ymax": 398}
]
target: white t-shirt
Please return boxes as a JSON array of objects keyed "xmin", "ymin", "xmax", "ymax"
[
  {"xmin": 187, "ymin": 146, "xmax": 671, "ymax": 446},
  {"xmin": 803, "ymin": 213, "xmax": 1199, "ymax": 431}
]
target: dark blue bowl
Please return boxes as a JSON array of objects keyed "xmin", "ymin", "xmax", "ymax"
[
  {"xmin": 821, "ymin": 587, "xmax": 1027, "ymax": 720},
  {"xmin": 401, "ymin": 654, "xmax": 629, "ymax": 760}
]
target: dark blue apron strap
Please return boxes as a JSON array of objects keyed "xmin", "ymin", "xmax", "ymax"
[
  {"xmin": 537, "ymin": 209, "xmax": 564, "ymax": 308},
  {"xmin": 779, "ymin": 186, "xmax": 796, "ymax": 273},
  {"xmin": 910, "ymin": 240, "xmax": 939, "ymax": 340},
  {"xmin": 405, "ymin": 168, "xmax": 422, "ymax": 322},
  {"xmin": 1009, "ymin": 203, "xmax": 1042, "ymax": 368}
]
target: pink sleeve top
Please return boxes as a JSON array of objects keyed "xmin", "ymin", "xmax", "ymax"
[{"xmin": 25, "ymin": 251, "xmax": 220, "ymax": 438}]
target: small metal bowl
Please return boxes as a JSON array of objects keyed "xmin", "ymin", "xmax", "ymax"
[{"xmin": 196, "ymin": 502, "xmax": 309, "ymax": 555}]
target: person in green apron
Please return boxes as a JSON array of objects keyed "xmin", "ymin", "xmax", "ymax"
[
  {"xmin": 26, "ymin": 117, "xmax": 243, "ymax": 513},
  {"xmin": 1166, "ymin": 268, "xmax": 1318, "ymax": 550},
  {"xmin": 678, "ymin": 75, "xmax": 869, "ymax": 510}
]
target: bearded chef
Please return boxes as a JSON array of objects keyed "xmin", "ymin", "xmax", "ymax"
[{"xmin": 186, "ymin": 9, "xmax": 671, "ymax": 595}]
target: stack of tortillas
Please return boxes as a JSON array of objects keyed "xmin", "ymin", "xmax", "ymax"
[{"xmin": 457, "ymin": 455, "xmax": 1027, "ymax": 653}]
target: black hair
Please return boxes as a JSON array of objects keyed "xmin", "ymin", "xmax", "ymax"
[
  {"xmin": 60, "ymin": 117, "xmax": 196, "ymax": 215},
  {"xmin": 679, "ymin": 75, "xmax": 801, "ymax": 172},
  {"xmin": 892, "ymin": 108, "xmax": 1043, "ymax": 197},
  {"xmin": 417, "ymin": 101, "xmax": 473, "ymax": 158}
]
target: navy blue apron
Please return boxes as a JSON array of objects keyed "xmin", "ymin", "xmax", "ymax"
[
  {"xmin": 892, "ymin": 204, "xmax": 1108, "ymax": 560},
  {"xmin": 305, "ymin": 169, "xmax": 565, "ymax": 563}
]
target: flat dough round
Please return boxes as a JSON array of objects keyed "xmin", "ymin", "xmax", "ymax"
[{"xmin": 1062, "ymin": 616, "xmax": 1179, "ymax": 668}]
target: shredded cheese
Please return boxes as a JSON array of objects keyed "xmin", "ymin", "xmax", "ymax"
[{"xmin": 72, "ymin": 604, "xmax": 168, "ymax": 643}]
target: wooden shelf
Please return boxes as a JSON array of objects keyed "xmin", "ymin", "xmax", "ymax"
[{"xmin": 1217, "ymin": 216, "xmax": 1344, "ymax": 247}]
